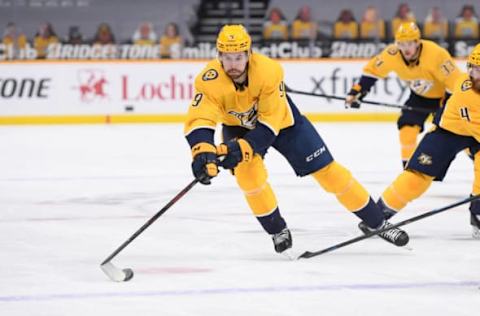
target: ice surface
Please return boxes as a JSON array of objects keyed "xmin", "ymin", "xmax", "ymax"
[{"xmin": 0, "ymin": 123, "xmax": 478, "ymax": 316}]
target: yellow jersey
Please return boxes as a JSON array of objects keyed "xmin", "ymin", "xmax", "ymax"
[
  {"xmin": 33, "ymin": 35, "xmax": 58, "ymax": 58},
  {"xmin": 3, "ymin": 34, "xmax": 28, "ymax": 49},
  {"xmin": 438, "ymin": 74, "xmax": 480, "ymax": 142},
  {"xmin": 454, "ymin": 19, "xmax": 479, "ymax": 39},
  {"xmin": 360, "ymin": 20, "xmax": 385, "ymax": 40},
  {"xmin": 134, "ymin": 38, "xmax": 156, "ymax": 46},
  {"xmin": 160, "ymin": 35, "xmax": 182, "ymax": 57},
  {"xmin": 333, "ymin": 21, "xmax": 359, "ymax": 39},
  {"xmin": 184, "ymin": 53, "xmax": 294, "ymax": 137},
  {"xmin": 423, "ymin": 21, "xmax": 448, "ymax": 39},
  {"xmin": 363, "ymin": 40, "xmax": 461, "ymax": 98},
  {"xmin": 262, "ymin": 21, "xmax": 289, "ymax": 40},
  {"xmin": 291, "ymin": 20, "xmax": 315, "ymax": 39}
]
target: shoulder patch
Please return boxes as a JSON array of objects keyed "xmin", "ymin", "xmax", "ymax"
[
  {"xmin": 387, "ymin": 46, "xmax": 398, "ymax": 55},
  {"xmin": 374, "ymin": 56, "xmax": 384, "ymax": 68},
  {"xmin": 202, "ymin": 69, "xmax": 218, "ymax": 81},
  {"xmin": 461, "ymin": 80, "xmax": 472, "ymax": 91}
]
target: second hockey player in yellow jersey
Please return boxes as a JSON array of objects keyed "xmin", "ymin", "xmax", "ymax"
[
  {"xmin": 185, "ymin": 25, "xmax": 409, "ymax": 255},
  {"xmin": 345, "ymin": 22, "xmax": 461, "ymax": 167},
  {"xmin": 367, "ymin": 43, "xmax": 480, "ymax": 239}
]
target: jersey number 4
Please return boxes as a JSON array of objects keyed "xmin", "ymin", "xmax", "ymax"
[{"xmin": 460, "ymin": 107, "xmax": 471, "ymax": 122}]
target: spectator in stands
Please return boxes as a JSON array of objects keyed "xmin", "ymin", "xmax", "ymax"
[
  {"xmin": 391, "ymin": 3, "xmax": 415, "ymax": 38},
  {"xmin": 33, "ymin": 22, "xmax": 59, "ymax": 59},
  {"xmin": 423, "ymin": 6, "xmax": 448, "ymax": 40},
  {"xmin": 333, "ymin": 9, "xmax": 358, "ymax": 39},
  {"xmin": 160, "ymin": 22, "xmax": 182, "ymax": 58},
  {"xmin": 93, "ymin": 23, "xmax": 115, "ymax": 45},
  {"xmin": 291, "ymin": 5, "xmax": 317, "ymax": 40},
  {"xmin": 454, "ymin": 4, "xmax": 479, "ymax": 39},
  {"xmin": 262, "ymin": 7, "xmax": 288, "ymax": 41},
  {"xmin": 132, "ymin": 22, "xmax": 157, "ymax": 45},
  {"xmin": 66, "ymin": 26, "xmax": 84, "ymax": 45},
  {"xmin": 360, "ymin": 5, "xmax": 385, "ymax": 40},
  {"xmin": 2, "ymin": 22, "xmax": 28, "ymax": 54}
]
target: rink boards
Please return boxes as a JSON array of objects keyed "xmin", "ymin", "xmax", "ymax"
[{"xmin": 0, "ymin": 58, "xmax": 467, "ymax": 124}]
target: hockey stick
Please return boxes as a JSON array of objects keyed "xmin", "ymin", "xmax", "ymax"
[
  {"xmin": 100, "ymin": 178, "xmax": 199, "ymax": 282},
  {"xmin": 299, "ymin": 194, "xmax": 480, "ymax": 259},
  {"xmin": 285, "ymin": 86, "xmax": 433, "ymax": 114}
]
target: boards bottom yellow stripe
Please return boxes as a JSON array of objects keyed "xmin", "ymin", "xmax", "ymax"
[{"xmin": 0, "ymin": 113, "xmax": 400, "ymax": 125}]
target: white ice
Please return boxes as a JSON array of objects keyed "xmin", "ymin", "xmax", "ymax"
[{"xmin": 0, "ymin": 122, "xmax": 478, "ymax": 316}]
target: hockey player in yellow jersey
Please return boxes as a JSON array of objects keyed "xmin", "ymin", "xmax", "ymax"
[
  {"xmin": 365, "ymin": 43, "xmax": 480, "ymax": 239},
  {"xmin": 345, "ymin": 22, "xmax": 461, "ymax": 167},
  {"xmin": 184, "ymin": 24, "xmax": 409, "ymax": 255}
]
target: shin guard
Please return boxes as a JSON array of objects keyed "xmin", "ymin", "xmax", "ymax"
[
  {"xmin": 399, "ymin": 125, "xmax": 421, "ymax": 164},
  {"xmin": 235, "ymin": 156, "xmax": 278, "ymax": 217},
  {"xmin": 382, "ymin": 170, "xmax": 433, "ymax": 211},
  {"xmin": 312, "ymin": 161, "xmax": 371, "ymax": 212}
]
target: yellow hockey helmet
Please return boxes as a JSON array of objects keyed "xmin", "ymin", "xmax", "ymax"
[
  {"xmin": 216, "ymin": 24, "xmax": 251, "ymax": 53},
  {"xmin": 468, "ymin": 43, "xmax": 480, "ymax": 67},
  {"xmin": 395, "ymin": 22, "xmax": 421, "ymax": 42}
]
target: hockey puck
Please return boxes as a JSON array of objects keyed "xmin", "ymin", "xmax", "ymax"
[{"xmin": 123, "ymin": 268, "xmax": 134, "ymax": 281}]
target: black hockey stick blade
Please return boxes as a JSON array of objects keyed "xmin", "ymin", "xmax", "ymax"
[{"xmin": 299, "ymin": 194, "xmax": 480, "ymax": 259}]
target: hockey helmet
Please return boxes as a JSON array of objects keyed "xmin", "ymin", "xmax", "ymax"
[
  {"xmin": 395, "ymin": 22, "xmax": 421, "ymax": 42},
  {"xmin": 216, "ymin": 24, "xmax": 251, "ymax": 53},
  {"xmin": 468, "ymin": 43, "xmax": 480, "ymax": 67}
]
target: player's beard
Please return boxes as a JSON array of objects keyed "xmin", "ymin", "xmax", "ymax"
[
  {"xmin": 471, "ymin": 76, "xmax": 480, "ymax": 93},
  {"xmin": 227, "ymin": 68, "xmax": 247, "ymax": 80}
]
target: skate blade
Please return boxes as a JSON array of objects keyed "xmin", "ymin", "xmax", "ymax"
[
  {"xmin": 280, "ymin": 249, "xmax": 297, "ymax": 261},
  {"xmin": 472, "ymin": 227, "xmax": 480, "ymax": 239}
]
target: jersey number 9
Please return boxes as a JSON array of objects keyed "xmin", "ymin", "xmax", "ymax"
[{"xmin": 191, "ymin": 93, "xmax": 203, "ymax": 107}]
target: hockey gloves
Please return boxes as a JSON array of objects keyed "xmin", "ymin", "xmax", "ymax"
[
  {"xmin": 345, "ymin": 84, "xmax": 366, "ymax": 109},
  {"xmin": 216, "ymin": 138, "xmax": 253, "ymax": 170},
  {"xmin": 191, "ymin": 142, "xmax": 218, "ymax": 185}
]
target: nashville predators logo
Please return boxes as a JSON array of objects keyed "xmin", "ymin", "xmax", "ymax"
[
  {"xmin": 228, "ymin": 102, "xmax": 258, "ymax": 129},
  {"xmin": 461, "ymin": 80, "xmax": 472, "ymax": 91},
  {"xmin": 409, "ymin": 79, "xmax": 433, "ymax": 95},
  {"xmin": 418, "ymin": 153, "xmax": 433, "ymax": 165},
  {"xmin": 202, "ymin": 69, "xmax": 218, "ymax": 81},
  {"xmin": 387, "ymin": 46, "xmax": 398, "ymax": 55}
]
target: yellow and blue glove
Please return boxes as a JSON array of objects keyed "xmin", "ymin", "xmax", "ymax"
[
  {"xmin": 191, "ymin": 142, "xmax": 218, "ymax": 185},
  {"xmin": 345, "ymin": 83, "xmax": 366, "ymax": 109},
  {"xmin": 216, "ymin": 138, "xmax": 254, "ymax": 170}
]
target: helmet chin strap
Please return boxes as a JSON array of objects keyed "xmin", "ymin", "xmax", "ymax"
[{"xmin": 470, "ymin": 77, "xmax": 480, "ymax": 93}]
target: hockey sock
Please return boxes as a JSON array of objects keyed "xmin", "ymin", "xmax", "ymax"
[
  {"xmin": 235, "ymin": 155, "xmax": 278, "ymax": 216},
  {"xmin": 312, "ymin": 161, "xmax": 371, "ymax": 211},
  {"xmin": 472, "ymin": 151, "xmax": 480, "ymax": 197},
  {"xmin": 399, "ymin": 125, "xmax": 421, "ymax": 164},
  {"xmin": 255, "ymin": 208, "xmax": 287, "ymax": 234},
  {"xmin": 352, "ymin": 198, "xmax": 385, "ymax": 228},
  {"xmin": 382, "ymin": 170, "xmax": 434, "ymax": 211}
]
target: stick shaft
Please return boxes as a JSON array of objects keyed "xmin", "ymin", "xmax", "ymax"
[
  {"xmin": 300, "ymin": 194, "xmax": 479, "ymax": 259},
  {"xmin": 286, "ymin": 87, "xmax": 432, "ymax": 114},
  {"xmin": 101, "ymin": 179, "xmax": 199, "ymax": 265}
]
